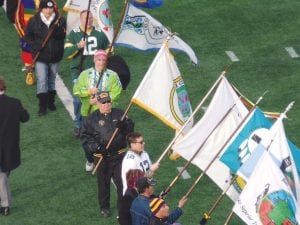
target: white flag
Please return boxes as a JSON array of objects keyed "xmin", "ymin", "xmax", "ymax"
[
  {"xmin": 131, "ymin": 42, "xmax": 193, "ymax": 132},
  {"xmin": 262, "ymin": 118, "xmax": 300, "ymax": 204},
  {"xmin": 232, "ymin": 112, "xmax": 300, "ymax": 204},
  {"xmin": 233, "ymin": 151, "xmax": 300, "ymax": 224},
  {"xmin": 172, "ymin": 76, "xmax": 248, "ymax": 200},
  {"xmin": 64, "ymin": 0, "xmax": 113, "ymax": 42},
  {"xmin": 114, "ymin": 3, "xmax": 198, "ymax": 64}
]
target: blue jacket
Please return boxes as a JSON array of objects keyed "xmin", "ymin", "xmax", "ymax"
[
  {"xmin": 130, "ymin": 194, "xmax": 183, "ymax": 225},
  {"xmin": 130, "ymin": 195, "xmax": 152, "ymax": 225}
]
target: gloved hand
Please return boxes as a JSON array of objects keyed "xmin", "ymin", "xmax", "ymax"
[
  {"xmin": 115, "ymin": 120, "xmax": 126, "ymax": 130},
  {"xmin": 96, "ymin": 143, "xmax": 107, "ymax": 153}
]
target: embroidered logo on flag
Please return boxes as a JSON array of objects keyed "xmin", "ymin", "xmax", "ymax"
[
  {"xmin": 258, "ymin": 189, "xmax": 297, "ymax": 224},
  {"xmin": 123, "ymin": 15, "xmax": 168, "ymax": 45},
  {"xmin": 171, "ymin": 77, "xmax": 191, "ymax": 124},
  {"xmin": 97, "ymin": 1, "xmax": 112, "ymax": 32}
]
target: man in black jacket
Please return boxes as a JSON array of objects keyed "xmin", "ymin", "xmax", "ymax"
[
  {"xmin": 80, "ymin": 91, "xmax": 134, "ymax": 217},
  {"xmin": 0, "ymin": 76, "xmax": 30, "ymax": 216},
  {"xmin": 24, "ymin": 0, "xmax": 66, "ymax": 116}
]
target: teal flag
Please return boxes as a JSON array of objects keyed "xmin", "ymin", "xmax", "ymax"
[{"xmin": 220, "ymin": 108, "xmax": 272, "ymax": 173}]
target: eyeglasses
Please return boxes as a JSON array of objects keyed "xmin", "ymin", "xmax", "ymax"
[{"xmin": 100, "ymin": 100, "xmax": 111, "ymax": 104}]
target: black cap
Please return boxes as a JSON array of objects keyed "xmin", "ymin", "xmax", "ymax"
[
  {"xmin": 136, "ymin": 177, "xmax": 156, "ymax": 193},
  {"xmin": 39, "ymin": 0, "xmax": 54, "ymax": 9},
  {"xmin": 97, "ymin": 91, "xmax": 111, "ymax": 103}
]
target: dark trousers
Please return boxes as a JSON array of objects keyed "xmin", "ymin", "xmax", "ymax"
[{"xmin": 97, "ymin": 155, "xmax": 124, "ymax": 210}]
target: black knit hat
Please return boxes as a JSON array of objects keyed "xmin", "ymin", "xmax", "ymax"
[{"xmin": 39, "ymin": 0, "xmax": 54, "ymax": 9}]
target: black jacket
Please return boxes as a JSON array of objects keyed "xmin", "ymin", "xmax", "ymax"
[
  {"xmin": 25, "ymin": 12, "xmax": 66, "ymax": 63},
  {"xmin": 80, "ymin": 108, "xmax": 134, "ymax": 158},
  {"xmin": 0, "ymin": 94, "xmax": 29, "ymax": 172},
  {"xmin": 118, "ymin": 188, "xmax": 138, "ymax": 225}
]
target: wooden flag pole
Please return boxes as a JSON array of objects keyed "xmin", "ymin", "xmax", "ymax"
[
  {"xmin": 87, "ymin": 0, "xmax": 129, "ymax": 115},
  {"xmin": 108, "ymin": 0, "xmax": 129, "ymax": 52},
  {"xmin": 223, "ymin": 211, "xmax": 234, "ymax": 225},
  {"xmin": 92, "ymin": 102, "xmax": 133, "ymax": 175},
  {"xmin": 159, "ymin": 100, "xmax": 237, "ymax": 197},
  {"xmin": 78, "ymin": 0, "xmax": 92, "ymax": 72},
  {"xmin": 199, "ymin": 175, "xmax": 238, "ymax": 225}
]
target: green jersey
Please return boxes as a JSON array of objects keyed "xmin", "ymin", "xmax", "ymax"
[{"xmin": 64, "ymin": 26, "xmax": 109, "ymax": 80}]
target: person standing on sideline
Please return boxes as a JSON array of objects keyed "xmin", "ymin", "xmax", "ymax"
[
  {"xmin": 24, "ymin": 0, "xmax": 66, "ymax": 116},
  {"xmin": 121, "ymin": 132, "xmax": 159, "ymax": 194},
  {"xmin": 0, "ymin": 76, "xmax": 30, "ymax": 216},
  {"xmin": 73, "ymin": 49, "xmax": 122, "ymax": 171},
  {"xmin": 80, "ymin": 91, "xmax": 134, "ymax": 217},
  {"xmin": 130, "ymin": 176, "xmax": 157, "ymax": 225},
  {"xmin": 149, "ymin": 197, "xmax": 187, "ymax": 225},
  {"xmin": 118, "ymin": 169, "xmax": 144, "ymax": 225},
  {"xmin": 64, "ymin": 10, "xmax": 109, "ymax": 138}
]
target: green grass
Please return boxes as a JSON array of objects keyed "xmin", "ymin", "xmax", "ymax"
[{"xmin": 0, "ymin": 0, "xmax": 300, "ymax": 224}]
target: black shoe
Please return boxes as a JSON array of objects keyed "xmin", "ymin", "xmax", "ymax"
[
  {"xmin": 48, "ymin": 103, "xmax": 56, "ymax": 111},
  {"xmin": 38, "ymin": 108, "xmax": 47, "ymax": 116},
  {"xmin": 100, "ymin": 209, "xmax": 111, "ymax": 217},
  {"xmin": 73, "ymin": 128, "xmax": 81, "ymax": 138},
  {"xmin": 0, "ymin": 207, "xmax": 10, "ymax": 216}
]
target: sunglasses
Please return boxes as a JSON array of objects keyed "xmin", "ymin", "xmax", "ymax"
[{"xmin": 101, "ymin": 100, "xmax": 111, "ymax": 104}]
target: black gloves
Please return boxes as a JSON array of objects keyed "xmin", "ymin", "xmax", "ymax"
[
  {"xmin": 115, "ymin": 120, "xmax": 127, "ymax": 129},
  {"xmin": 115, "ymin": 119, "xmax": 134, "ymax": 135},
  {"xmin": 96, "ymin": 143, "xmax": 107, "ymax": 153}
]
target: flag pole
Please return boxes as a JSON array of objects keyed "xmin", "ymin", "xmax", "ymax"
[
  {"xmin": 182, "ymin": 95, "xmax": 264, "ymax": 200},
  {"xmin": 108, "ymin": 0, "xmax": 129, "ymax": 53},
  {"xmin": 157, "ymin": 69, "xmax": 227, "ymax": 164},
  {"xmin": 265, "ymin": 101, "xmax": 294, "ymax": 150},
  {"xmin": 88, "ymin": 0, "xmax": 129, "ymax": 114},
  {"xmin": 92, "ymin": 102, "xmax": 133, "ymax": 175},
  {"xmin": 199, "ymin": 175, "xmax": 238, "ymax": 225},
  {"xmin": 159, "ymin": 100, "xmax": 238, "ymax": 197},
  {"xmin": 78, "ymin": 0, "xmax": 92, "ymax": 72},
  {"xmin": 223, "ymin": 211, "xmax": 234, "ymax": 225}
]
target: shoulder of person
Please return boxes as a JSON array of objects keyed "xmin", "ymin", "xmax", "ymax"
[
  {"xmin": 94, "ymin": 27, "xmax": 105, "ymax": 33},
  {"xmin": 112, "ymin": 107, "xmax": 125, "ymax": 114},
  {"xmin": 80, "ymin": 67, "xmax": 94, "ymax": 75},
  {"xmin": 72, "ymin": 27, "xmax": 81, "ymax": 33},
  {"xmin": 6, "ymin": 95, "xmax": 21, "ymax": 104},
  {"xmin": 125, "ymin": 151, "xmax": 136, "ymax": 159},
  {"xmin": 105, "ymin": 68, "xmax": 117, "ymax": 75}
]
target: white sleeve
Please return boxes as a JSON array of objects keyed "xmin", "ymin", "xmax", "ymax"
[{"xmin": 121, "ymin": 152, "xmax": 138, "ymax": 195}]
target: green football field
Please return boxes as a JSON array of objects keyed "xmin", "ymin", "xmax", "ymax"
[{"xmin": 0, "ymin": 0, "xmax": 300, "ymax": 224}]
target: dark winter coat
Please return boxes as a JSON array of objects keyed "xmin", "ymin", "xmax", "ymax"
[
  {"xmin": 118, "ymin": 188, "xmax": 138, "ymax": 225},
  {"xmin": 25, "ymin": 11, "xmax": 66, "ymax": 63},
  {"xmin": 0, "ymin": 94, "xmax": 29, "ymax": 172}
]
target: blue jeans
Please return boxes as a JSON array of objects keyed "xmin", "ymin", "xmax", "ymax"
[
  {"xmin": 73, "ymin": 95, "xmax": 83, "ymax": 129},
  {"xmin": 35, "ymin": 61, "xmax": 58, "ymax": 94}
]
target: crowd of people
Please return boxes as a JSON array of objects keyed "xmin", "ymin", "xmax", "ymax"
[{"xmin": 0, "ymin": 0, "xmax": 188, "ymax": 224}]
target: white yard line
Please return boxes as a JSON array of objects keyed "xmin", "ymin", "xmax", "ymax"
[
  {"xmin": 225, "ymin": 51, "xmax": 240, "ymax": 62},
  {"xmin": 176, "ymin": 167, "xmax": 191, "ymax": 180},
  {"xmin": 55, "ymin": 74, "xmax": 75, "ymax": 120},
  {"xmin": 285, "ymin": 47, "xmax": 299, "ymax": 58}
]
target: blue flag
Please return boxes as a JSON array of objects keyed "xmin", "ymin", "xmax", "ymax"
[
  {"xmin": 220, "ymin": 108, "xmax": 272, "ymax": 173},
  {"xmin": 130, "ymin": 0, "xmax": 164, "ymax": 8}
]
